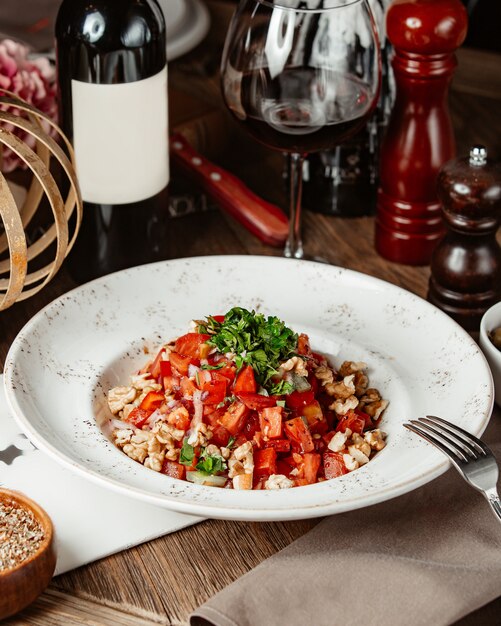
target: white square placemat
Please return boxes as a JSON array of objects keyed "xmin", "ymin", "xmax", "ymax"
[{"xmin": 0, "ymin": 375, "xmax": 202, "ymax": 575}]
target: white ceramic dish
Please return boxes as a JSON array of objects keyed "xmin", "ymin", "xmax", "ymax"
[
  {"xmin": 479, "ymin": 301, "xmax": 501, "ymax": 407},
  {"xmin": 4, "ymin": 256, "xmax": 494, "ymax": 521}
]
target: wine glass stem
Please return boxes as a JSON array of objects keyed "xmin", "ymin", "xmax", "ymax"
[{"xmin": 284, "ymin": 152, "xmax": 304, "ymax": 260}]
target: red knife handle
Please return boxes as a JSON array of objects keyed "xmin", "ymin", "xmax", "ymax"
[{"xmin": 170, "ymin": 132, "xmax": 288, "ymax": 247}]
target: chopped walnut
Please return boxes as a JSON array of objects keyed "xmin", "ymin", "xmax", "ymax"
[
  {"xmin": 364, "ymin": 429, "xmax": 387, "ymax": 451},
  {"xmin": 347, "ymin": 445, "xmax": 370, "ymax": 466},
  {"xmin": 122, "ymin": 442, "xmax": 148, "ymax": 463},
  {"xmin": 343, "ymin": 453, "xmax": 359, "ymax": 471},
  {"xmin": 359, "ymin": 388, "xmax": 389, "ymax": 421},
  {"xmin": 187, "ymin": 422, "xmax": 212, "ymax": 447},
  {"xmin": 279, "ymin": 356, "xmax": 308, "ymax": 378},
  {"xmin": 330, "ymin": 395, "xmax": 359, "ymax": 415},
  {"xmin": 233, "ymin": 474, "xmax": 253, "ymax": 490},
  {"xmin": 353, "ymin": 371, "xmax": 369, "ymax": 397},
  {"xmin": 220, "ymin": 447, "xmax": 231, "ymax": 460},
  {"xmin": 327, "ymin": 428, "xmax": 352, "ymax": 453},
  {"xmin": 130, "ymin": 373, "xmax": 162, "ymax": 392},
  {"xmin": 108, "ymin": 386, "xmax": 137, "ymax": 415},
  {"xmin": 314, "ymin": 364, "xmax": 334, "ymax": 386},
  {"xmin": 265, "ymin": 474, "xmax": 294, "ymax": 489},
  {"xmin": 113, "ymin": 428, "xmax": 134, "ymax": 447},
  {"xmin": 350, "ymin": 432, "xmax": 371, "ymax": 457},
  {"xmin": 144, "ymin": 451, "xmax": 165, "ymax": 472},
  {"xmin": 339, "ymin": 361, "xmax": 368, "ymax": 377},
  {"xmin": 228, "ymin": 441, "xmax": 254, "ymax": 478},
  {"xmin": 325, "ymin": 374, "xmax": 356, "ymax": 399},
  {"xmin": 153, "ymin": 422, "xmax": 184, "ymax": 445}
]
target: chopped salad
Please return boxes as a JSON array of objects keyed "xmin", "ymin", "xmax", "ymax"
[{"xmin": 107, "ymin": 308, "xmax": 388, "ymax": 490}]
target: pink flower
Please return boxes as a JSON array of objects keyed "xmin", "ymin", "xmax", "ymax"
[{"xmin": 0, "ymin": 39, "xmax": 57, "ymax": 173}]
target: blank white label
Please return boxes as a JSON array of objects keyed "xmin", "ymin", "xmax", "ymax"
[{"xmin": 72, "ymin": 67, "xmax": 169, "ymax": 205}]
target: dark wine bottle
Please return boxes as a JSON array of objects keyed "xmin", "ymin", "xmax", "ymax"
[{"xmin": 55, "ymin": 0, "xmax": 169, "ymax": 283}]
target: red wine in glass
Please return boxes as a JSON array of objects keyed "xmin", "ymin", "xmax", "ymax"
[{"xmin": 221, "ymin": 0, "xmax": 381, "ymax": 259}]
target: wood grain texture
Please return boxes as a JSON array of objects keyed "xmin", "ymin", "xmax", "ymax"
[{"xmin": 1, "ymin": 2, "xmax": 501, "ymax": 624}]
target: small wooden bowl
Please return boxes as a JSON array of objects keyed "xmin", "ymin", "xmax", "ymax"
[{"xmin": 0, "ymin": 489, "xmax": 56, "ymax": 620}]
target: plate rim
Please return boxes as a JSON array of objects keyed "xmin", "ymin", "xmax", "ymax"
[{"xmin": 3, "ymin": 255, "xmax": 495, "ymax": 521}]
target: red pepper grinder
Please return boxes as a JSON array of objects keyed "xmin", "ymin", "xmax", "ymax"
[
  {"xmin": 428, "ymin": 146, "xmax": 501, "ymax": 331},
  {"xmin": 375, "ymin": 0, "xmax": 468, "ymax": 265}
]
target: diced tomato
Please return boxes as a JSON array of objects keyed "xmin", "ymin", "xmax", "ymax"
[
  {"xmin": 259, "ymin": 406, "xmax": 283, "ymax": 439},
  {"xmin": 233, "ymin": 365, "xmax": 257, "ymax": 393},
  {"xmin": 254, "ymin": 448, "xmax": 277, "ymax": 477},
  {"xmin": 211, "ymin": 425, "xmax": 232, "ymax": 447},
  {"xmin": 167, "ymin": 408, "xmax": 190, "ymax": 431},
  {"xmin": 264, "ymin": 439, "xmax": 291, "ymax": 453},
  {"xmin": 159, "ymin": 360, "xmax": 172, "ymax": 377},
  {"xmin": 242, "ymin": 412, "xmax": 260, "ymax": 438},
  {"xmin": 285, "ymin": 389, "xmax": 315, "ymax": 410},
  {"xmin": 308, "ymin": 371, "xmax": 319, "ymax": 395},
  {"xmin": 201, "ymin": 378, "xmax": 227, "ymax": 405},
  {"xmin": 237, "ymin": 392, "xmax": 276, "ymax": 410},
  {"xmin": 276, "ymin": 458, "xmax": 293, "ymax": 476},
  {"xmin": 294, "ymin": 478, "xmax": 310, "ymax": 487},
  {"xmin": 218, "ymin": 401, "xmax": 249, "ymax": 435},
  {"xmin": 354, "ymin": 408, "xmax": 374, "ymax": 429},
  {"xmin": 310, "ymin": 417, "xmax": 329, "ymax": 436},
  {"xmin": 161, "ymin": 459, "xmax": 186, "ymax": 480},
  {"xmin": 174, "ymin": 333, "xmax": 211, "ymax": 359},
  {"xmin": 336, "ymin": 411, "xmax": 365, "ymax": 435},
  {"xmin": 163, "ymin": 374, "xmax": 179, "ymax": 394},
  {"xmin": 204, "ymin": 406, "xmax": 227, "ymax": 426},
  {"xmin": 301, "ymin": 401, "xmax": 323, "ymax": 426},
  {"xmin": 125, "ymin": 407, "xmax": 151, "ymax": 428},
  {"xmin": 149, "ymin": 348, "xmax": 165, "ymax": 378},
  {"xmin": 169, "ymin": 351, "xmax": 194, "ymax": 376},
  {"xmin": 219, "ymin": 365, "xmax": 236, "ymax": 382},
  {"xmin": 253, "ymin": 431, "xmax": 264, "ymax": 448},
  {"xmin": 323, "ymin": 451, "xmax": 349, "ymax": 479},
  {"xmin": 180, "ymin": 377, "xmax": 197, "ymax": 399},
  {"xmin": 303, "ymin": 452, "xmax": 321, "ymax": 484},
  {"xmin": 139, "ymin": 390, "xmax": 164, "ymax": 412},
  {"xmin": 284, "ymin": 417, "xmax": 314, "ymax": 453},
  {"xmin": 212, "ymin": 315, "xmax": 225, "ymax": 323},
  {"xmin": 297, "ymin": 333, "xmax": 312, "ymax": 357}
]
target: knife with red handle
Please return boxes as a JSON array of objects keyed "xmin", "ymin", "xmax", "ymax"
[{"xmin": 170, "ymin": 132, "xmax": 288, "ymax": 247}]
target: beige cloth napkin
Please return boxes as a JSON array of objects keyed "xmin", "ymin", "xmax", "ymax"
[{"xmin": 191, "ymin": 442, "xmax": 501, "ymax": 626}]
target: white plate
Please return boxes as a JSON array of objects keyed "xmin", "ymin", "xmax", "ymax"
[
  {"xmin": 4, "ymin": 256, "xmax": 494, "ymax": 521},
  {"xmin": 161, "ymin": 0, "xmax": 211, "ymax": 61}
]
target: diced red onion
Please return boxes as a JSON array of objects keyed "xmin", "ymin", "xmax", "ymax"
[{"xmin": 188, "ymin": 363, "xmax": 200, "ymax": 378}]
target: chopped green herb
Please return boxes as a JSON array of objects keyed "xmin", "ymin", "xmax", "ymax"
[
  {"xmin": 205, "ymin": 307, "xmax": 298, "ymax": 394},
  {"xmin": 216, "ymin": 395, "xmax": 238, "ymax": 409},
  {"xmin": 195, "ymin": 371, "xmax": 201, "ymax": 386},
  {"xmin": 179, "ymin": 440, "xmax": 195, "ymax": 466},
  {"xmin": 227, "ymin": 435, "xmax": 236, "ymax": 449},
  {"xmin": 195, "ymin": 450, "xmax": 227, "ymax": 475},
  {"xmin": 200, "ymin": 363, "xmax": 224, "ymax": 371},
  {"xmin": 269, "ymin": 379, "xmax": 294, "ymax": 396}
]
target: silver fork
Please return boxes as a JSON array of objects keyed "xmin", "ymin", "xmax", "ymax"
[{"xmin": 404, "ymin": 415, "xmax": 501, "ymax": 523}]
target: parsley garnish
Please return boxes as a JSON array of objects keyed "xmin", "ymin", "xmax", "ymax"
[
  {"xmin": 269, "ymin": 380, "xmax": 294, "ymax": 396},
  {"xmin": 200, "ymin": 363, "xmax": 224, "ymax": 371},
  {"xmin": 179, "ymin": 440, "xmax": 195, "ymax": 466},
  {"xmin": 204, "ymin": 307, "xmax": 298, "ymax": 394},
  {"xmin": 196, "ymin": 450, "xmax": 227, "ymax": 475},
  {"xmin": 216, "ymin": 395, "xmax": 238, "ymax": 409},
  {"xmin": 227, "ymin": 435, "xmax": 236, "ymax": 449}
]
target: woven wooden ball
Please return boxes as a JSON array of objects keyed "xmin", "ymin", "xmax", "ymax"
[{"xmin": 0, "ymin": 90, "xmax": 82, "ymax": 311}]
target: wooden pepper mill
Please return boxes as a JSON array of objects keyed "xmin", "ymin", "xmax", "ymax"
[
  {"xmin": 428, "ymin": 146, "xmax": 501, "ymax": 331},
  {"xmin": 375, "ymin": 0, "xmax": 468, "ymax": 265}
]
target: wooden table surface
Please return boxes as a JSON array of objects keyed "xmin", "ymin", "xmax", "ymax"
[{"xmin": 2, "ymin": 2, "xmax": 501, "ymax": 624}]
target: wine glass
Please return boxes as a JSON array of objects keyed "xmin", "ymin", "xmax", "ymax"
[{"xmin": 221, "ymin": 0, "xmax": 381, "ymax": 259}]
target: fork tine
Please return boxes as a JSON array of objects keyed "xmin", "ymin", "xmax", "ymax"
[
  {"xmin": 404, "ymin": 421, "xmax": 468, "ymax": 464},
  {"xmin": 425, "ymin": 415, "xmax": 489, "ymax": 456},
  {"xmin": 409, "ymin": 419, "xmax": 472, "ymax": 462},
  {"xmin": 419, "ymin": 417, "xmax": 480, "ymax": 459}
]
